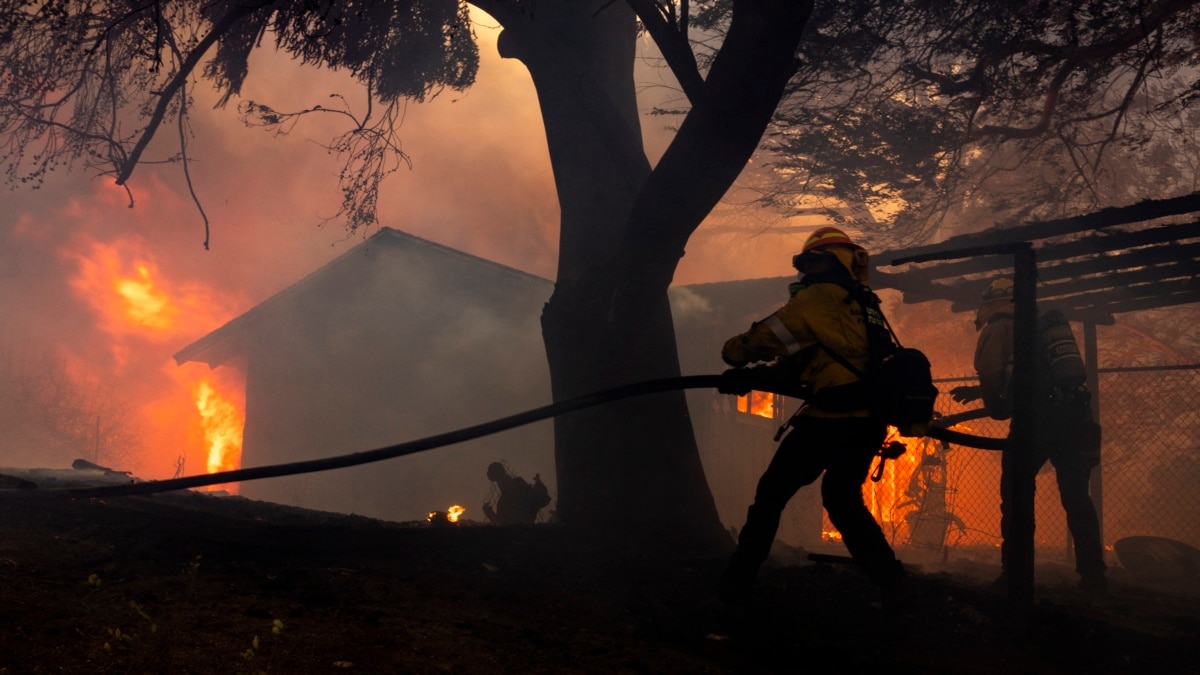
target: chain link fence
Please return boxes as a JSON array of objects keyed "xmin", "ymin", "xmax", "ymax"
[{"xmin": 842, "ymin": 366, "xmax": 1200, "ymax": 570}]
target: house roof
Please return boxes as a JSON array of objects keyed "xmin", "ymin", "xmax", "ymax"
[
  {"xmin": 870, "ymin": 191, "xmax": 1200, "ymax": 324},
  {"xmin": 173, "ymin": 227, "xmax": 553, "ymax": 369}
]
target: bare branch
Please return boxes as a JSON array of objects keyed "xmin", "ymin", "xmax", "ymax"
[
  {"xmin": 116, "ymin": 1, "xmax": 267, "ymax": 185},
  {"xmin": 626, "ymin": 0, "xmax": 704, "ymax": 104},
  {"xmin": 237, "ymin": 87, "xmax": 412, "ymax": 235}
]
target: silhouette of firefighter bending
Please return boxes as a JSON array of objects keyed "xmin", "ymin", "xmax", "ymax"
[{"xmin": 482, "ymin": 461, "xmax": 551, "ymax": 525}]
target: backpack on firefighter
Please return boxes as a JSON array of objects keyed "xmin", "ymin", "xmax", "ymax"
[{"xmin": 813, "ymin": 282, "xmax": 938, "ymax": 438}]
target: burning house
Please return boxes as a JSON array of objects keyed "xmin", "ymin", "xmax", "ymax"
[{"xmin": 174, "ymin": 228, "xmax": 557, "ymax": 523}]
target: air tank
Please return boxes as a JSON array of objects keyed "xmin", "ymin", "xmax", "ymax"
[{"xmin": 1038, "ymin": 309, "xmax": 1087, "ymax": 390}]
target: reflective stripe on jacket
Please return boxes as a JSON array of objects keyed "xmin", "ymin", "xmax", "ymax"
[{"xmin": 721, "ymin": 281, "xmax": 872, "ymax": 417}]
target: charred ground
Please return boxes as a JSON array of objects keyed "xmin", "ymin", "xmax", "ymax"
[{"xmin": 2, "ymin": 490, "xmax": 1198, "ymax": 674}]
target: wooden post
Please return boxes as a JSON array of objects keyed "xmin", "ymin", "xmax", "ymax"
[
  {"xmin": 1083, "ymin": 321, "xmax": 1104, "ymax": 540},
  {"xmin": 1006, "ymin": 245, "xmax": 1037, "ymax": 609}
]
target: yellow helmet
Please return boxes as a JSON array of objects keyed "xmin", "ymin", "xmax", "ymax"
[
  {"xmin": 801, "ymin": 226, "xmax": 862, "ymax": 254},
  {"xmin": 982, "ymin": 278, "xmax": 1014, "ymax": 300},
  {"xmin": 793, "ymin": 226, "xmax": 867, "ymax": 273}
]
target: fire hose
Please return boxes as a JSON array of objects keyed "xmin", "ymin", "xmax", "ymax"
[{"xmin": 0, "ymin": 375, "xmax": 1005, "ymax": 499}]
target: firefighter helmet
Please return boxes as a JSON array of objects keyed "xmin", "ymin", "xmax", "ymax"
[
  {"xmin": 983, "ymin": 278, "xmax": 1014, "ymax": 300},
  {"xmin": 793, "ymin": 227, "xmax": 865, "ymax": 272},
  {"xmin": 802, "ymin": 226, "xmax": 862, "ymax": 254}
]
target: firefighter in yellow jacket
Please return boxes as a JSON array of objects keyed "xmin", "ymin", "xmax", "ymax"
[
  {"xmin": 717, "ymin": 227, "xmax": 908, "ymax": 607},
  {"xmin": 954, "ymin": 278, "xmax": 1107, "ymax": 591}
]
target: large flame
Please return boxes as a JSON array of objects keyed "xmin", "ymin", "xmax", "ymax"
[
  {"xmin": 62, "ymin": 234, "xmax": 246, "ymax": 484},
  {"xmin": 194, "ymin": 380, "xmax": 244, "ymax": 487}
]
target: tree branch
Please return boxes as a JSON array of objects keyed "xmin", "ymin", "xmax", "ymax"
[
  {"xmin": 966, "ymin": 0, "xmax": 1199, "ymax": 141},
  {"xmin": 115, "ymin": 1, "xmax": 268, "ymax": 186},
  {"xmin": 620, "ymin": 0, "xmax": 811, "ymax": 282},
  {"xmin": 969, "ymin": 58, "xmax": 1073, "ymax": 140},
  {"xmin": 625, "ymin": 0, "xmax": 704, "ymax": 104}
]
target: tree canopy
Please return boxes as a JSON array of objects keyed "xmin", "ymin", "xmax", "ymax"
[
  {"xmin": 737, "ymin": 0, "xmax": 1200, "ymax": 245},
  {"xmin": 0, "ymin": 0, "xmax": 479, "ymax": 245},
  {"xmin": 6, "ymin": 0, "xmax": 1199, "ymax": 247}
]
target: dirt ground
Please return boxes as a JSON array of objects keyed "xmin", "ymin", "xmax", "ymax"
[{"xmin": 2, "ymin": 489, "xmax": 1199, "ymax": 675}]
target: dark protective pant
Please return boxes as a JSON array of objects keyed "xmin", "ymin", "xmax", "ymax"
[
  {"xmin": 1001, "ymin": 403, "xmax": 1106, "ymax": 579},
  {"xmin": 725, "ymin": 415, "xmax": 904, "ymax": 591}
]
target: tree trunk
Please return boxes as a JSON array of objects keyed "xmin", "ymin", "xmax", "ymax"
[{"xmin": 488, "ymin": 0, "xmax": 812, "ymax": 554}]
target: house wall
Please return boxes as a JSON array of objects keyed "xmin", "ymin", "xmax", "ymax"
[{"xmin": 237, "ymin": 243, "xmax": 556, "ymax": 524}]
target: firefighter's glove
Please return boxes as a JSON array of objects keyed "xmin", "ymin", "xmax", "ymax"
[
  {"xmin": 718, "ymin": 368, "xmax": 757, "ymax": 396},
  {"xmin": 721, "ymin": 334, "xmax": 752, "ymax": 368},
  {"xmin": 722, "ymin": 350, "xmax": 749, "ymax": 368},
  {"xmin": 950, "ymin": 385, "xmax": 981, "ymax": 404}
]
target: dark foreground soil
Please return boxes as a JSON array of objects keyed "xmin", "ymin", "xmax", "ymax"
[{"xmin": 2, "ymin": 490, "xmax": 1199, "ymax": 675}]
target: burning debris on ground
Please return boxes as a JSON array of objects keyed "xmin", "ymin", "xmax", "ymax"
[{"xmin": 427, "ymin": 504, "xmax": 467, "ymax": 526}]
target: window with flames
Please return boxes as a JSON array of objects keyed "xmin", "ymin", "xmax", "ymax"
[{"xmin": 736, "ymin": 391, "xmax": 778, "ymax": 419}]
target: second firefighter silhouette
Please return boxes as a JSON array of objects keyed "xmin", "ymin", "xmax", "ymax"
[
  {"xmin": 482, "ymin": 461, "xmax": 551, "ymax": 525},
  {"xmin": 952, "ymin": 278, "xmax": 1107, "ymax": 590},
  {"xmin": 717, "ymin": 227, "xmax": 909, "ymax": 606}
]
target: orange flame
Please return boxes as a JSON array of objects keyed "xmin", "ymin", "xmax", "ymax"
[
  {"xmin": 737, "ymin": 391, "xmax": 776, "ymax": 418},
  {"xmin": 113, "ymin": 263, "xmax": 177, "ymax": 331},
  {"xmin": 62, "ymin": 234, "xmax": 247, "ymax": 483},
  {"xmin": 823, "ymin": 426, "xmax": 923, "ymax": 541},
  {"xmin": 66, "ymin": 240, "xmax": 197, "ymax": 342},
  {"xmin": 194, "ymin": 380, "xmax": 244, "ymax": 486},
  {"xmin": 428, "ymin": 506, "xmax": 466, "ymax": 524},
  {"xmin": 866, "ymin": 427, "xmax": 922, "ymax": 524}
]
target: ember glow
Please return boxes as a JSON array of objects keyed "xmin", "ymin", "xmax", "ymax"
[
  {"xmin": 427, "ymin": 506, "xmax": 466, "ymax": 524},
  {"xmin": 737, "ymin": 391, "xmax": 776, "ymax": 418}
]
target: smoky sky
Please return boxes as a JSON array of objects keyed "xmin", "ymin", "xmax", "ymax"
[{"xmin": 0, "ymin": 18, "xmax": 810, "ymax": 480}]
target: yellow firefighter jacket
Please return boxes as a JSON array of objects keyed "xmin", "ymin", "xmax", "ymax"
[
  {"xmin": 973, "ymin": 296, "xmax": 1015, "ymax": 420},
  {"xmin": 722, "ymin": 278, "xmax": 873, "ymax": 418}
]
